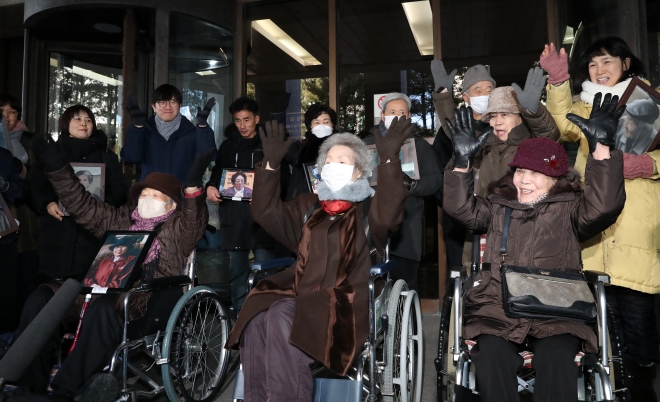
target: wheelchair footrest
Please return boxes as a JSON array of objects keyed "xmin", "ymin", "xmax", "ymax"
[{"xmin": 313, "ymin": 378, "xmax": 362, "ymax": 402}]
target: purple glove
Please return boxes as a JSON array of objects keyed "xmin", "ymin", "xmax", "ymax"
[{"xmin": 540, "ymin": 43, "xmax": 570, "ymax": 85}]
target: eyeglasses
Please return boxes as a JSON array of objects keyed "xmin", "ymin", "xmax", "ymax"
[{"xmin": 156, "ymin": 100, "xmax": 180, "ymax": 107}]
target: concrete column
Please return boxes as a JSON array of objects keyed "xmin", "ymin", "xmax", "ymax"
[
  {"xmin": 153, "ymin": 8, "xmax": 169, "ymax": 88},
  {"xmin": 328, "ymin": 0, "xmax": 338, "ymax": 120}
]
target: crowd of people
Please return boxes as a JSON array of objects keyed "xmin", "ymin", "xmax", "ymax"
[{"xmin": 0, "ymin": 34, "xmax": 657, "ymax": 402}]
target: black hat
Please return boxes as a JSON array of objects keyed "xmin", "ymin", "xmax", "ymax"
[
  {"xmin": 129, "ymin": 172, "xmax": 182, "ymax": 209},
  {"xmin": 109, "ymin": 236, "xmax": 137, "ymax": 250}
]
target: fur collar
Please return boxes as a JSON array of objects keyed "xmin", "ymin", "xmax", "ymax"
[
  {"xmin": 487, "ymin": 168, "xmax": 582, "ymax": 201},
  {"xmin": 317, "ymin": 178, "xmax": 374, "ymax": 202},
  {"xmin": 580, "ymin": 78, "xmax": 631, "ymax": 105}
]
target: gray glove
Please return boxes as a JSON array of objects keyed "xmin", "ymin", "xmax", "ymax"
[
  {"xmin": 512, "ymin": 67, "xmax": 547, "ymax": 114},
  {"xmin": 431, "ymin": 59, "xmax": 457, "ymax": 92}
]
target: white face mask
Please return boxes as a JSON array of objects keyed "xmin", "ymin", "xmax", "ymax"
[
  {"xmin": 383, "ymin": 115, "xmax": 397, "ymax": 129},
  {"xmin": 468, "ymin": 95, "xmax": 490, "ymax": 114},
  {"xmin": 321, "ymin": 163, "xmax": 355, "ymax": 192},
  {"xmin": 138, "ymin": 196, "xmax": 168, "ymax": 219},
  {"xmin": 311, "ymin": 124, "xmax": 333, "ymax": 138}
]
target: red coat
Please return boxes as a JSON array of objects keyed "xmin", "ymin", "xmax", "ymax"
[{"xmin": 84, "ymin": 255, "xmax": 137, "ymax": 288}]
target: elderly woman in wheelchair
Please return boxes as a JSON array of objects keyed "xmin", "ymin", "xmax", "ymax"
[
  {"xmin": 15, "ymin": 137, "xmax": 212, "ymax": 396},
  {"xmin": 441, "ymin": 95, "xmax": 626, "ymax": 402},
  {"xmin": 225, "ymin": 119, "xmax": 412, "ymax": 402}
]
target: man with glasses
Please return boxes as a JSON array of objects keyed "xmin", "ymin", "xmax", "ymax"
[{"xmin": 121, "ymin": 84, "xmax": 217, "ymax": 182}]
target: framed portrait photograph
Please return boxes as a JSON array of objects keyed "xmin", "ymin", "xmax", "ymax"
[
  {"xmin": 303, "ymin": 163, "xmax": 321, "ymax": 194},
  {"xmin": 0, "ymin": 116, "xmax": 12, "ymax": 154},
  {"xmin": 615, "ymin": 77, "xmax": 660, "ymax": 155},
  {"xmin": 219, "ymin": 169, "xmax": 255, "ymax": 201},
  {"xmin": 82, "ymin": 230, "xmax": 156, "ymax": 293},
  {"xmin": 366, "ymin": 138, "xmax": 420, "ymax": 186},
  {"xmin": 0, "ymin": 193, "xmax": 19, "ymax": 238},
  {"xmin": 59, "ymin": 162, "xmax": 106, "ymax": 216}
]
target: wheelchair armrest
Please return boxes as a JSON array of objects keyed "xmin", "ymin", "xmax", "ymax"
[
  {"xmin": 251, "ymin": 258, "xmax": 296, "ymax": 271},
  {"xmin": 584, "ymin": 270, "xmax": 610, "ymax": 285},
  {"xmin": 370, "ymin": 260, "xmax": 397, "ymax": 276},
  {"xmin": 136, "ymin": 275, "xmax": 192, "ymax": 291}
]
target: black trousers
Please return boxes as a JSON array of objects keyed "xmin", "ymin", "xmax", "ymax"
[
  {"xmin": 17, "ymin": 286, "xmax": 122, "ymax": 394},
  {"xmin": 470, "ymin": 334, "xmax": 582, "ymax": 402},
  {"xmin": 390, "ymin": 255, "xmax": 419, "ymax": 292}
]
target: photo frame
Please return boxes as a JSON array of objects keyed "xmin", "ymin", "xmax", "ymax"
[
  {"xmin": 0, "ymin": 193, "xmax": 19, "ymax": 238},
  {"xmin": 59, "ymin": 162, "xmax": 106, "ymax": 216},
  {"xmin": 0, "ymin": 116, "xmax": 12, "ymax": 154},
  {"xmin": 303, "ymin": 163, "xmax": 321, "ymax": 194},
  {"xmin": 82, "ymin": 230, "xmax": 156, "ymax": 293},
  {"xmin": 366, "ymin": 138, "xmax": 419, "ymax": 186},
  {"xmin": 219, "ymin": 169, "xmax": 255, "ymax": 201},
  {"xmin": 615, "ymin": 77, "xmax": 660, "ymax": 155}
]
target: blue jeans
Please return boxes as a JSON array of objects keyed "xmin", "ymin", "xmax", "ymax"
[{"xmin": 228, "ymin": 249, "xmax": 275, "ymax": 311}]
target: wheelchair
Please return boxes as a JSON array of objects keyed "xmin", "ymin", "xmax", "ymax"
[
  {"xmin": 231, "ymin": 249, "xmax": 425, "ymax": 402},
  {"xmin": 435, "ymin": 264, "xmax": 630, "ymax": 402}
]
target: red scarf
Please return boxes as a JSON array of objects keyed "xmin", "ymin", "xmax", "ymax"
[{"xmin": 320, "ymin": 200, "xmax": 353, "ymax": 216}]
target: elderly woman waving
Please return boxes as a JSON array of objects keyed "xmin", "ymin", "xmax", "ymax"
[
  {"xmin": 226, "ymin": 119, "xmax": 411, "ymax": 402},
  {"xmin": 443, "ymin": 94, "xmax": 626, "ymax": 402}
]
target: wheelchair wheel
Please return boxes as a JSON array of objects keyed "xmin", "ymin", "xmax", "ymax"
[
  {"xmin": 437, "ymin": 278, "xmax": 457, "ymax": 402},
  {"xmin": 382, "ymin": 279, "xmax": 424, "ymax": 402},
  {"xmin": 161, "ymin": 286, "xmax": 231, "ymax": 402},
  {"xmin": 606, "ymin": 304, "xmax": 629, "ymax": 402}
]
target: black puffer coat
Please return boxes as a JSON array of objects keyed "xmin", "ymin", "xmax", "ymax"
[
  {"xmin": 207, "ymin": 124, "xmax": 279, "ymax": 250},
  {"xmin": 27, "ymin": 130, "xmax": 127, "ymax": 279}
]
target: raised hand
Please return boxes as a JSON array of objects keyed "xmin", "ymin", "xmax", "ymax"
[
  {"xmin": 539, "ymin": 43, "xmax": 570, "ymax": 85},
  {"xmin": 259, "ymin": 120, "xmax": 295, "ymax": 169},
  {"xmin": 512, "ymin": 67, "xmax": 547, "ymax": 114},
  {"xmin": 374, "ymin": 116, "xmax": 412, "ymax": 162},
  {"xmin": 431, "ymin": 59, "xmax": 457, "ymax": 92},
  {"xmin": 446, "ymin": 106, "xmax": 492, "ymax": 169},
  {"xmin": 196, "ymin": 97, "xmax": 216, "ymax": 127},
  {"xmin": 125, "ymin": 96, "xmax": 147, "ymax": 127},
  {"xmin": 32, "ymin": 134, "xmax": 67, "ymax": 172},
  {"xmin": 184, "ymin": 149, "xmax": 215, "ymax": 188},
  {"xmin": 566, "ymin": 93, "xmax": 626, "ymax": 153}
]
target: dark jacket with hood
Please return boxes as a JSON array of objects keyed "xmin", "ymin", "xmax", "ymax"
[
  {"xmin": 121, "ymin": 115, "xmax": 216, "ymax": 183},
  {"xmin": 207, "ymin": 124, "xmax": 279, "ymax": 250},
  {"xmin": 227, "ymin": 160, "xmax": 408, "ymax": 376},
  {"xmin": 364, "ymin": 123, "xmax": 442, "ymax": 261},
  {"xmin": 284, "ymin": 130, "xmax": 336, "ymax": 201},
  {"xmin": 442, "ymin": 151, "xmax": 626, "ymax": 353},
  {"xmin": 27, "ymin": 130, "xmax": 127, "ymax": 279}
]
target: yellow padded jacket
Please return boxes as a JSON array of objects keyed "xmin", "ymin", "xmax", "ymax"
[{"xmin": 546, "ymin": 80, "xmax": 660, "ymax": 294}]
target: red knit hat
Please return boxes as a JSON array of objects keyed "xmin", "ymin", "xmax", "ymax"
[
  {"xmin": 508, "ymin": 138, "xmax": 568, "ymax": 177},
  {"xmin": 130, "ymin": 172, "xmax": 182, "ymax": 208}
]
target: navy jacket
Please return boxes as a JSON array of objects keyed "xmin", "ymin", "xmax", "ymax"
[{"xmin": 121, "ymin": 115, "xmax": 216, "ymax": 183}]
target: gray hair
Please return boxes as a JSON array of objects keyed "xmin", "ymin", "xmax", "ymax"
[
  {"xmin": 381, "ymin": 93, "xmax": 411, "ymax": 115},
  {"xmin": 316, "ymin": 133, "xmax": 372, "ymax": 178}
]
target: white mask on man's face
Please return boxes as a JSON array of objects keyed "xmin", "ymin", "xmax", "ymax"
[
  {"xmin": 383, "ymin": 115, "xmax": 397, "ymax": 129},
  {"xmin": 138, "ymin": 196, "xmax": 168, "ymax": 219},
  {"xmin": 311, "ymin": 124, "xmax": 333, "ymax": 138},
  {"xmin": 321, "ymin": 163, "xmax": 355, "ymax": 192},
  {"xmin": 468, "ymin": 95, "xmax": 490, "ymax": 115}
]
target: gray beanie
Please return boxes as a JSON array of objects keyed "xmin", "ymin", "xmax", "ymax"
[
  {"xmin": 462, "ymin": 65, "xmax": 496, "ymax": 94},
  {"xmin": 481, "ymin": 86, "xmax": 521, "ymax": 122}
]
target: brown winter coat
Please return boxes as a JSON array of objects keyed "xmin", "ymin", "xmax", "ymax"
[
  {"xmin": 443, "ymin": 151, "xmax": 626, "ymax": 352},
  {"xmin": 227, "ymin": 161, "xmax": 408, "ymax": 376},
  {"xmin": 45, "ymin": 164, "xmax": 208, "ymax": 321}
]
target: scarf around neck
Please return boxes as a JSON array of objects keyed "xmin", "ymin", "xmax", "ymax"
[
  {"xmin": 129, "ymin": 208, "xmax": 175, "ymax": 264},
  {"xmin": 317, "ymin": 177, "xmax": 374, "ymax": 202},
  {"xmin": 155, "ymin": 113, "xmax": 182, "ymax": 140},
  {"xmin": 581, "ymin": 77, "xmax": 631, "ymax": 105}
]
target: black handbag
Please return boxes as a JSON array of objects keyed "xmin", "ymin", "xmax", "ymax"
[{"xmin": 499, "ymin": 207, "xmax": 597, "ymax": 323}]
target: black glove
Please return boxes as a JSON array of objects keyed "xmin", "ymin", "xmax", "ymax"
[
  {"xmin": 32, "ymin": 134, "xmax": 68, "ymax": 172},
  {"xmin": 125, "ymin": 96, "xmax": 147, "ymax": 127},
  {"xmin": 446, "ymin": 106, "xmax": 492, "ymax": 169},
  {"xmin": 566, "ymin": 92, "xmax": 626, "ymax": 153},
  {"xmin": 403, "ymin": 173, "xmax": 417, "ymax": 191},
  {"xmin": 375, "ymin": 116, "xmax": 413, "ymax": 162},
  {"xmin": 512, "ymin": 67, "xmax": 546, "ymax": 114},
  {"xmin": 196, "ymin": 97, "xmax": 216, "ymax": 126},
  {"xmin": 0, "ymin": 175, "xmax": 8, "ymax": 193},
  {"xmin": 259, "ymin": 120, "xmax": 295, "ymax": 169},
  {"xmin": 274, "ymin": 92, "xmax": 292, "ymax": 113},
  {"xmin": 183, "ymin": 149, "xmax": 215, "ymax": 188}
]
